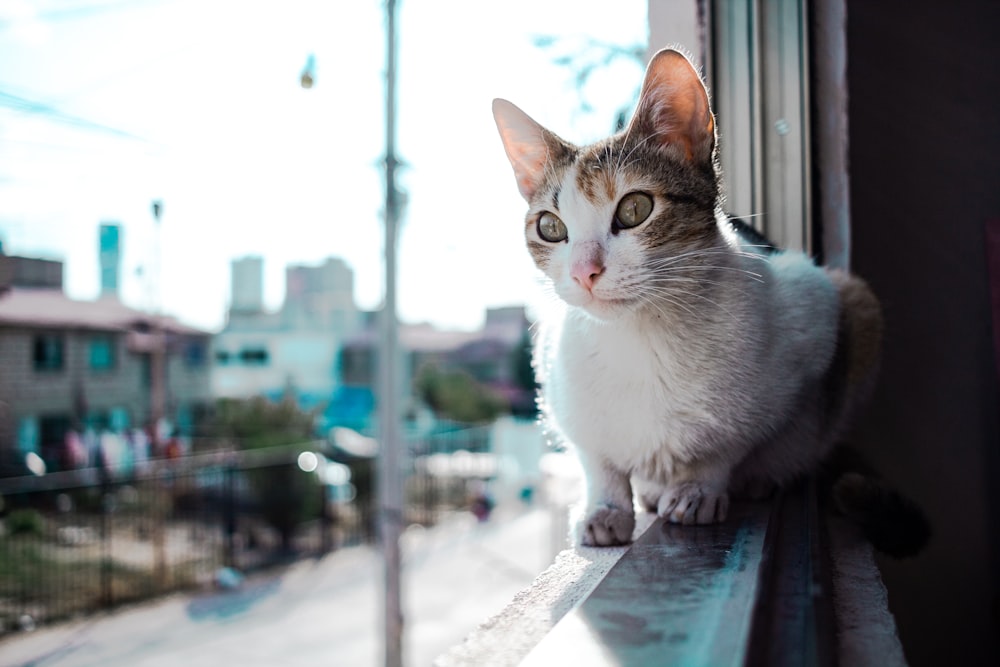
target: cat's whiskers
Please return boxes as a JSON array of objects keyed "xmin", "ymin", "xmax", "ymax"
[
  {"xmin": 643, "ymin": 274, "xmax": 758, "ymax": 296},
  {"xmin": 728, "ymin": 213, "xmax": 767, "ymax": 221},
  {"xmin": 646, "ymin": 257, "xmax": 766, "ymax": 284},
  {"xmin": 633, "ymin": 289, "xmax": 699, "ymax": 320},
  {"xmin": 639, "ymin": 283, "xmax": 741, "ymax": 321},
  {"xmin": 633, "ymin": 257, "xmax": 769, "ymax": 320},
  {"xmin": 654, "ymin": 265, "xmax": 765, "ymax": 283},
  {"xmin": 647, "ymin": 245, "xmax": 772, "ymax": 269}
]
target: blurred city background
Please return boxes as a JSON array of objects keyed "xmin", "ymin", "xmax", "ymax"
[
  {"xmin": 6, "ymin": 2, "xmax": 999, "ymax": 667},
  {"xmin": 0, "ymin": 0, "xmax": 647, "ymax": 664}
]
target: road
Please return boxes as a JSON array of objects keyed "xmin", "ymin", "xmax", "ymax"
[{"xmin": 0, "ymin": 506, "xmax": 559, "ymax": 667}]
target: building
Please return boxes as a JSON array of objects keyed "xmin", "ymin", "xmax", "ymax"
[
  {"xmin": 336, "ymin": 305, "xmax": 534, "ymax": 432},
  {"xmin": 0, "ymin": 254, "xmax": 212, "ymax": 476},
  {"xmin": 212, "ymin": 256, "xmax": 362, "ymax": 407},
  {"xmin": 98, "ymin": 222, "xmax": 121, "ymax": 297}
]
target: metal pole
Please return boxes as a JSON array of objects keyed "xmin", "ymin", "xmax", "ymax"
[{"xmin": 378, "ymin": 1, "xmax": 404, "ymax": 666}]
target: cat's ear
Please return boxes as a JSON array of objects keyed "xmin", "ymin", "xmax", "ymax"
[
  {"xmin": 628, "ymin": 48, "xmax": 716, "ymax": 165},
  {"xmin": 493, "ymin": 99, "xmax": 574, "ymax": 202}
]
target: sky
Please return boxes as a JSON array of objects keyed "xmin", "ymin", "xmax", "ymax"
[{"xmin": 0, "ymin": 0, "xmax": 648, "ymax": 333}]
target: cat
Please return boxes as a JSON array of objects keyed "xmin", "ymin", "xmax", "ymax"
[{"xmin": 492, "ymin": 47, "xmax": 929, "ymax": 555}]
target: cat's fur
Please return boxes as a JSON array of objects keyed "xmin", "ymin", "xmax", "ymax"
[{"xmin": 492, "ymin": 47, "xmax": 927, "ymax": 553}]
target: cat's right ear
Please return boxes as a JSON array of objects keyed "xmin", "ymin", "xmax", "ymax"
[
  {"xmin": 628, "ymin": 48, "xmax": 716, "ymax": 166},
  {"xmin": 492, "ymin": 99, "xmax": 572, "ymax": 202}
]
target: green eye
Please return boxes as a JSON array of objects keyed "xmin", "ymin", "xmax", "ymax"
[
  {"xmin": 537, "ymin": 212, "xmax": 568, "ymax": 242},
  {"xmin": 615, "ymin": 192, "xmax": 654, "ymax": 228}
]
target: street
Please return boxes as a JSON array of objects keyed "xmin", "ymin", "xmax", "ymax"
[{"xmin": 0, "ymin": 506, "xmax": 557, "ymax": 667}]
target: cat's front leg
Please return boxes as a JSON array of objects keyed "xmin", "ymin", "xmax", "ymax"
[
  {"xmin": 658, "ymin": 463, "xmax": 730, "ymax": 525},
  {"xmin": 579, "ymin": 459, "xmax": 635, "ymax": 546}
]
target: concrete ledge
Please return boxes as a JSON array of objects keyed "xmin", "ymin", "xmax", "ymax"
[
  {"xmin": 438, "ymin": 493, "xmax": 906, "ymax": 666},
  {"xmin": 435, "ymin": 514, "xmax": 655, "ymax": 667},
  {"xmin": 827, "ymin": 516, "xmax": 907, "ymax": 667}
]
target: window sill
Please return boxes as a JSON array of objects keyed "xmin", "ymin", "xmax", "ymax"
[{"xmin": 437, "ymin": 481, "xmax": 906, "ymax": 666}]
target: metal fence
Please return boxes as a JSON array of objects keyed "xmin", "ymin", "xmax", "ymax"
[{"xmin": 0, "ymin": 425, "xmax": 499, "ymax": 637}]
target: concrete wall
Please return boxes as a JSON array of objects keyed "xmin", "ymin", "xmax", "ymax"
[
  {"xmin": 0, "ymin": 326, "xmax": 212, "ymax": 459},
  {"xmin": 0, "ymin": 329, "xmax": 144, "ymax": 420},
  {"xmin": 847, "ymin": 2, "xmax": 1000, "ymax": 665}
]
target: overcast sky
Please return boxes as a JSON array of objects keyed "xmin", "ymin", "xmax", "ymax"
[{"xmin": 0, "ymin": 0, "xmax": 647, "ymax": 332}]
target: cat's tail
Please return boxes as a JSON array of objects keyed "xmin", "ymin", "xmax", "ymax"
[{"xmin": 819, "ymin": 445, "xmax": 931, "ymax": 559}]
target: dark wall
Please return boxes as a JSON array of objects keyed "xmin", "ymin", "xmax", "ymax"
[{"xmin": 847, "ymin": 1, "xmax": 1000, "ymax": 665}]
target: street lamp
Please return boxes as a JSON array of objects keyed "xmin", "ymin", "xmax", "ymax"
[{"xmin": 300, "ymin": 53, "xmax": 315, "ymax": 89}]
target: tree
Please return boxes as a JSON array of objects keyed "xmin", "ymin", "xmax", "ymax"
[
  {"xmin": 207, "ymin": 396, "xmax": 315, "ymax": 449},
  {"xmin": 415, "ymin": 365, "xmax": 506, "ymax": 424},
  {"xmin": 533, "ymin": 35, "xmax": 646, "ymax": 132},
  {"xmin": 205, "ymin": 397, "xmax": 320, "ymax": 553}
]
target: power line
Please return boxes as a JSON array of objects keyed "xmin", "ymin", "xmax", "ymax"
[
  {"xmin": 0, "ymin": 0, "xmax": 169, "ymax": 27},
  {"xmin": 0, "ymin": 90, "xmax": 144, "ymax": 141}
]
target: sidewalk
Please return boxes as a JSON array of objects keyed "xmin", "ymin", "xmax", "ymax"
[{"xmin": 0, "ymin": 506, "xmax": 558, "ymax": 667}]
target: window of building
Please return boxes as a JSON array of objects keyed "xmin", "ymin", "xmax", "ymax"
[
  {"xmin": 185, "ymin": 340, "xmax": 206, "ymax": 367},
  {"xmin": 33, "ymin": 334, "xmax": 65, "ymax": 371},
  {"xmin": 89, "ymin": 334, "xmax": 116, "ymax": 371},
  {"xmin": 239, "ymin": 347, "xmax": 269, "ymax": 366},
  {"xmin": 17, "ymin": 416, "xmax": 39, "ymax": 456},
  {"xmin": 215, "ymin": 350, "xmax": 231, "ymax": 365}
]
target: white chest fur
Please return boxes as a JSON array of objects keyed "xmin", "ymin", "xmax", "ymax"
[{"xmin": 539, "ymin": 308, "xmax": 717, "ymax": 474}]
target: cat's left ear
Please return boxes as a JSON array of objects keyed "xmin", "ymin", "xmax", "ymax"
[
  {"xmin": 628, "ymin": 48, "xmax": 716, "ymax": 165},
  {"xmin": 493, "ymin": 99, "xmax": 574, "ymax": 202}
]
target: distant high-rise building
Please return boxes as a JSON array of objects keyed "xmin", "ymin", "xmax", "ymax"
[
  {"xmin": 230, "ymin": 256, "xmax": 264, "ymax": 314},
  {"xmin": 214, "ymin": 256, "xmax": 362, "ymax": 404},
  {"xmin": 283, "ymin": 257, "xmax": 356, "ymax": 330},
  {"xmin": 98, "ymin": 223, "xmax": 121, "ymax": 297}
]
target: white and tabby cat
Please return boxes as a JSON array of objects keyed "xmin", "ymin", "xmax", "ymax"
[{"xmin": 492, "ymin": 47, "xmax": 923, "ymax": 552}]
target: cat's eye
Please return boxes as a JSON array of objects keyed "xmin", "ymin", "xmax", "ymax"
[
  {"xmin": 537, "ymin": 212, "xmax": 568, "ymax": 243},
  {"xmin": 614, "ymin": 192, "xmax": 654, "ymax": 229}
]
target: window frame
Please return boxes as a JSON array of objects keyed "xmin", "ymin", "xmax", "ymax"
[
  {"xmin": 710, "ymin": 0, "xmax": 813, "ymax": 254},
  {"xmin": 88, "ymin": 333, "xmax": 117, "ymax": 373},
  {"xmin": 32, "ymin": 333, "xmax": 65, "ymax": 372}
]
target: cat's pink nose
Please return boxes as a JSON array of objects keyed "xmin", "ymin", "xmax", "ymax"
[{"xmin": 571, "ymin": 259, "xmax": 605, "ymax": 291}]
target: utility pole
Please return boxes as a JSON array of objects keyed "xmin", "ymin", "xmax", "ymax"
[{"xmin": 378, "ymin": 1, "xmax": 404, "ymax": 666}]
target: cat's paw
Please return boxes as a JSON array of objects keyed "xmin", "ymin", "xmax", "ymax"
[
  {"xmin": 658, "ymin": 482, "xmax": 729, "ymax": 525},
  {"xmin": 581, "ymin": 506, "xmax": 636, "ymax": 546}
]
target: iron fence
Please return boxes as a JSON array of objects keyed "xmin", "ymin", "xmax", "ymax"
[{"xmin": 0, "ymin": 426, "xmax": 500, "ymax": 637}]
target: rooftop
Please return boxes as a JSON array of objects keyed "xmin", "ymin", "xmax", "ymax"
[{"xmin": 0, "ymin": 288, "xmax": 209, "ymax": 336}]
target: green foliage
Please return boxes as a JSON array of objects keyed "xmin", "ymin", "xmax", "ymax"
[
  {"xmin": 533, "ymin": 34, "xmax": 646, "ymax": 131},
  {"xmin": 0, "ymin": 539, "xmax": 156, "ymax": 616},
  {"xmin": 207, "ymin": 397, "xmax": 316, "ymax": 450},
  {"xmin": 7, "ymin": 509, "xmax": 45, "ymax": 536},
  {"xmin": 204, "ymin": 397, "xmax": 320, "ymax": 552},
  {"xmin": 246, "ymin": 463, "xmax": 321, "ymax": 552},
  {"xmin": 415, "ymin": 364, "xmax": 507, "ymax": 424}
]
